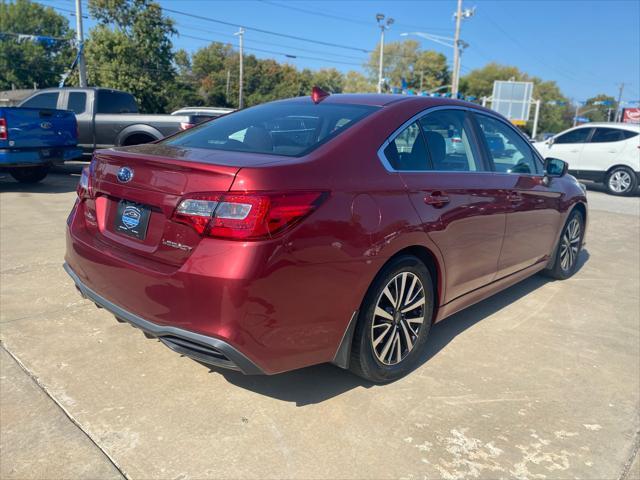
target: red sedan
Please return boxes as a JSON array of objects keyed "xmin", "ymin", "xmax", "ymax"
[{"xmin": 65, "ymin": 91, "xmax": 588, "ymax": 383}]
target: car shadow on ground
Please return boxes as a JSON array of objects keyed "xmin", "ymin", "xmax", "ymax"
[
  {"xmin": 0, "ymin": 164, "xmax": 83, "ymax": 194},
  {"xmin": 203, "ymin": 250, "xmax": 590, "ymax": 406}
]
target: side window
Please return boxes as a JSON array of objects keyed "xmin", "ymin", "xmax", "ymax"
[
  {"xmin": 383, "ymin": 121, "xmax": 428, "ymax": 171},
  {"xmin": 419, "ymin": 109, "xmax": 480, "ymax": 171},
  {"xmin": 67, "ymin": 92, "xmax": 87, "ymax": 114},
  {"xmin": 97, "ymin": 91, "xmax": 138, "ymax": 114},
  {"xmin": 622, "ymin": 130, "xmax": 639, "ymax": 140},
  {"xmin": 590, "ymin": 128, "xmax": 624, "ymax": 143},
  {"xmin": 554, "ymin": 128, "xmax": 592, "ymax": 144},
  {"xmin": 475, "ymin": 114, "xmax": 540, "ymax": 175},
  {"xmin": 21, "ymin": 92, "xmax": 59, "ymax": 109}
]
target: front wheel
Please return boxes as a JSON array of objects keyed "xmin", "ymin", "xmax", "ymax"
[
  {"xmin": 544, "ymin": 210, "xmax": 584, "ymax": 280},
  {"xmin": 605, "ymin": 166, "xmax": 637, "ymax": 196},
  {"xmin": 349, "ymin": 255, "xmax": 434, "ymax": 383},
  {"xmin": 9, "ymin": 166, "xmax": 49, "ymax": 184}
]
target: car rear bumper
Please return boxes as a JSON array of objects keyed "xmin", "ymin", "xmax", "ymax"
[
  {"xmin": 0, "ymin": 146, "xmax": 83, "ymax": 167},
  {"xmin": 64, "ymin": 262, "xmax": 264, "ymax": 375}
]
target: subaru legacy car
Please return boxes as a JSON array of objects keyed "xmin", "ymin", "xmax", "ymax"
[{"xmin": 65, "ymin": 91, "xmax": 587, "ymax": 383}]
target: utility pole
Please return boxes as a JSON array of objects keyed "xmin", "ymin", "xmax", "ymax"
[
  {"xmin": 615, "ymin": 82, "xmax": 625, "ymax": 122},
  {"xmin": 75, "ymin": 0, "xmax": 87, "ymax": 87},
  {"xmin": 225, "ymin": 69, "xmax": 231, "ymax": 100},
  {"xmin": 375, "ymin": 14, "xmax": 394, "ymax": 94},
  {"xmin": 451, "ymin": 1, "xmax": 474, "ymax": 98},
  {"xmin": 234, "ymin": 28, "xmax": 245, "ymax": 109},
  {"xmin": 420, "ymin": 70, "xmax": 424, "ymax": 92}
]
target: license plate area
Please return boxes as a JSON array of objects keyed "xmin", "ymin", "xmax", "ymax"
[{"xmin": 114, "ymin": 200, "xmax": 151, "ymax": 240}]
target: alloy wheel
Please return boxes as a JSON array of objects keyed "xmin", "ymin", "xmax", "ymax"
[
  {"xmin": 609, "ymin": 170, "xmax": 632, "ymax": 193},
  {"xmin": 559, "ymin": 217, "xmax": 581, "ymax": 272},
  {"xmin": 371, "ymin": 272, "xmax": 426, "ymax": 366}
]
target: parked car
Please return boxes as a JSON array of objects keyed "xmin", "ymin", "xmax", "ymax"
[
  {"xmin": 19, "ymin": 88, "xmax": 198, "ymax": 156},
  {"xmin": 0, "ymin": 106, "xmax": 82, "ymax": 183},
  {"xmin": 534, "ymin": 123, "xmax": 640, "ymax": 195},
  {"xmin": 64, "ymin": 93, "xmax": 588, "ymax": 383},
  {"xmin": 171, "ymin": 106, "xmax": 235, "ymax": 126}
]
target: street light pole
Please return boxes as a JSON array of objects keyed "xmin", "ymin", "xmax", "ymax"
[
  {"xmin": 75, "ymin": 0, "xmax": 87, "ymax": 87},
  {"xmin": 234, "ymin": 28, "xmax": 245, "ymax": 109},
  {"xmin": 376, "ymin": 14, "xmax": 394, "ymax": 94},
  {"xmin": 452, "ymin": 0, "xmax": 463, "ymax": 97},
  {"xmin": 377, "ymin": 27, "xmax": 385, "ymax": 94}
]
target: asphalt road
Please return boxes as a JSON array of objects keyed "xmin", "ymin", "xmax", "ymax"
[{"xmin": 1, "ymin": 168, "xmax": 638, "ymax": 480}]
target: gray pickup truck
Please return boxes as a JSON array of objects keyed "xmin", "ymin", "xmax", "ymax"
[{"xmin": 19, "ymin": 87, "xmax": 197, "ymax": 156}]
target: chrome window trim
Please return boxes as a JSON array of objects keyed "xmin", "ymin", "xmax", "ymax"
[{"xmin": 377, "ymin": 104, "xmax": 545, "ymax": 177}]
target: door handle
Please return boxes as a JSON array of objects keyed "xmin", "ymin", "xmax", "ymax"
[
  {"xmin": 424, "ymin": 191, "xmax": 450, "ymax": 208},
  {"xmin": 507, "ymin": 191, "xmax": 523, "ymax": 203}
]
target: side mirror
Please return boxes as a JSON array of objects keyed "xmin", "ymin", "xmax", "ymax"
[
  {"xmin": 544, "ymin": 157, "xmax": 568, "ymax": 180},
  {"xmin": 546, "ymin": 137, "xmax": 554, "ymax": 146}
]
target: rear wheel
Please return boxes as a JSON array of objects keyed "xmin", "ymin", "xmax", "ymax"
[
  {"xmin": 605, "ymin": 166, "xmax": 637, "ymax": 196},
  {"xmin": 349, "ymin": 255, "xmax": 434, "ymax": 383},
  {"xmin": 544, "ymin": 210, "xmax": 584, "ymax": 280},
  {"xmin": 9, "ymin": 166, "xmax": 49, "ymax": 184}
]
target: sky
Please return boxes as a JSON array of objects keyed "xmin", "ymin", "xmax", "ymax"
[{"xmin": 42, "ymin": 0, "xmax": 640, "ymax": 104}]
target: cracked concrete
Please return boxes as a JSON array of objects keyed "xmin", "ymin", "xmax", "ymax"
[{"xmin": 1, "ymin": 169, "xmax": 639, "ymax": 479}]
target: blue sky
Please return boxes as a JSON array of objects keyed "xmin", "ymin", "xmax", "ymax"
[{"xmin": 44, "ymin": 0, "xmax": 640, "ymax": 103}]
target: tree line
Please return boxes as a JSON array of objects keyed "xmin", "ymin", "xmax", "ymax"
[{"xmin": 1, "ymin": 0, "xmax": 618, "ymax": 135}]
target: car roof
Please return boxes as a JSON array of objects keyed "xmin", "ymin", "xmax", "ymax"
[
  {"xmin": 572, "ymin": 122, "xmax": 639, "ymax": 131},
  {"xmin": 36, "ymin": 87, "xmax": 131, "ymax": 95},
  {"xmin": 283, "ymin": 93, "xmax": 495, "ymax": 111}
]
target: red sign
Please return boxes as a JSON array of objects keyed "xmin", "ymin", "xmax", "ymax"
[{"xmin": 623, "ymin": 108, "xmax": 640, "ymax": 124}]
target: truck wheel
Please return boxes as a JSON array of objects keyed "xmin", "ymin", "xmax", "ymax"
[{"xmin": 10, "ymin": 166, "xmax": 50, "ymax": 184}]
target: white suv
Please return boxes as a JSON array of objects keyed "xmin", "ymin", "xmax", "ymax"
[{"xmin": 534, "ymin": 123, "xmax": 639, "ymax": 195}]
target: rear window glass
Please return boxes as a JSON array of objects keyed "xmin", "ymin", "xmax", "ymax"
[
  {"xmin": 163, "ymin": 102, "xmax": 378, "ymax": 157},
  {"xmin": 97, "ymin": 91, "xmax": 138, "ymax": 114}
]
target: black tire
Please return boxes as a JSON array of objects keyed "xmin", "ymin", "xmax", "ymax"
[
  {"xmin": 9, "ymin": 166, "xmax": 49, "ymax": 184},
  {"xmin": 349, "ymin": 255, "xmax": 434, "ymax": 383},
  {"xmin": 544, "ymin": 210, "xmax": 584, "ymax": 280},
  {"xmin": 605, "ymin": 166, "xmax": 637, "ymax": 196}
]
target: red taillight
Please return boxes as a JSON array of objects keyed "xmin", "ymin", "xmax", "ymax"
[
  {"xmin": 77, "ymin": 157, "xmax": 96, "ymax": 199},
  {"xmin": 180, "ymin": 122, "xmax": 195, "ymax": 130},
  {"xmin": 0, "ymin": 118, "xmax": 7, "ymax": 140},
  {"xmin": 173, "ymin": 191, "xmax": 327, "ymax": 240}
]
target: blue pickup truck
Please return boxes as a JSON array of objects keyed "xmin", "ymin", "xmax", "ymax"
[{"xmin": 0, "ymin": 107, "xmax": 83, "ymax": 183}]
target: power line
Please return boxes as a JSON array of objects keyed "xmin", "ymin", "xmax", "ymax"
[
  {"xmin": 162, "ymin": 7, "xmax": 371, "ymax": 53},
  {"xmin": 176, "ymin": 22, "xmax": 367, "ymax": 61},
  {"xmin": 180, "ymin": 34, "xmax": 363, "ymax": 67}
]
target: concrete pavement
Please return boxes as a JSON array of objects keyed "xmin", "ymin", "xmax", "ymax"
[{"xmin": 1, "ymin": 169, "xmax": 638, "ymax": 479}]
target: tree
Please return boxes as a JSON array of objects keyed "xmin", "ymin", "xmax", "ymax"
[
  {"xmin": 458, "ymin": 62, "xmax": 522, "ymax": 99},
  {"xmin": 84, "ymin": 0, "xmax": 176, "ymax": 112},
  {"xmin": 0, "ymin": 0, "xmax": 74, "ymax": 89},
  {"xmin": 365, "ymin": 40, "xmax": 449, "ymax": 92},
  {"xmin": 582, "ymin": 94, "xmax": 617, "ymax": 123},
  {"xmin": 343, "ymin": 71, "xmax": 376, "ymax": 93},
  {"xmin": 312, "ymin": 68, "xmax": 344, "ymax": 93},
  {"xmin": 460, "ymin": 63, "xmax": 572, "ymax": 135}
]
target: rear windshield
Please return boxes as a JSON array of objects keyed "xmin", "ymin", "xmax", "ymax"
[{"xmin": 163, "ymin": 102, "xmax": 379, "ymax": 157}]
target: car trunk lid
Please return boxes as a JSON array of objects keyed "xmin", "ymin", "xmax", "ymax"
[{"xmin": 86, "ymin": 145, "xmax": 242, "ymax": 267}]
